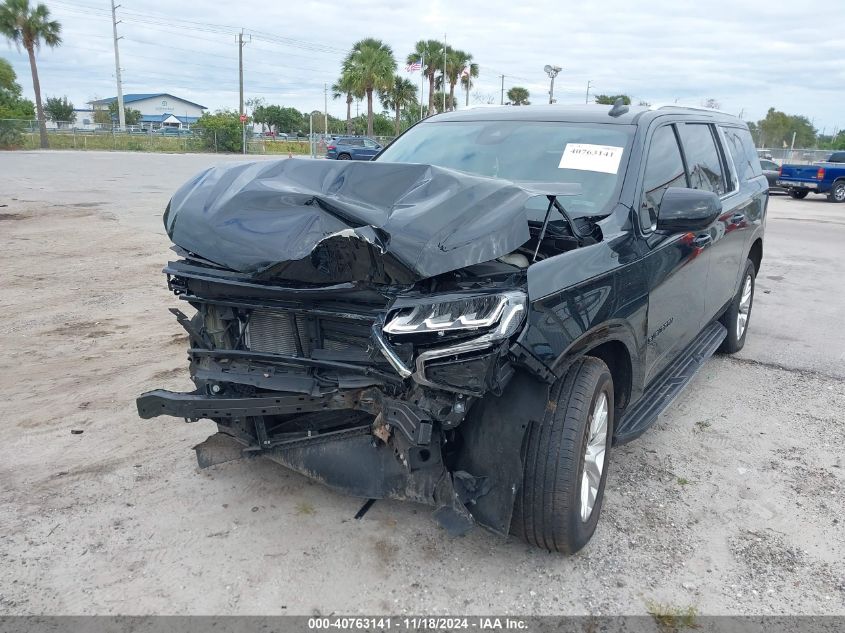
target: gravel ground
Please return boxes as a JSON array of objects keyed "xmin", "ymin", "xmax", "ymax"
[{"xmin": 0, "ymin": 151, "xmax": 843, "ymax": 616}]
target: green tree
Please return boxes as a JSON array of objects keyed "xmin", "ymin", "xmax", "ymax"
[
  {"xmin": 430, "ymin": 90, "xmax": 456, "ymax": 112},
  {"xmin": 195, "ymin": 109, "xmax": 242, "ymax": 152},
  {"xmin": 755, "ymin": 107, "xmax": 815, "ymax": 149},
  {"xmin": 439, "ymin": 48, "xmax": 477, "ymax": 111},
  {"xmin": 245, "ymin": 96, "xmax": 266, "ymax": 131},
  {"xmin": 379, "ymin": 74, "xmax": 417, "ymax": 135},
  {"xmin": 0, "ymin": 0, "xmax": 61, "ymax": 148},
  {"xmin": 406, "ymin": 39, "xmax": 442, "ymax": 116},
  {"xmin": 459, "ymin": 56, "xmax": 480, "ymax": 108},
  {"xmin": 107, "ymin": 100, "xmax": 140, "ymax": 126},
  {"xmin": 261, "ymin": 105, "xmax": 304, "ymax": 135},
  {"xmin": 0, "ymin": 56, "xmax": 33, "ymax": 146},
  {"xmin": 0, "ymin": 56, "xmax": 32, "ymax": 116},
  {"xmin": 344, "ymin": 38, "xmax": 396, "ymax": 136},
  {"xmin": 332, "ymin": 65, "xmax": 363, "ymax": 134},
  {"xmin": 506, "ymin": 86, "xmax": 530, "ymax": 106},
  {"xmin": 44, "ymin": 94, "xmax": 73, "ymax": 125},
  {"xmin": 594, "ymin": 94, "xmax": 631, "ymax": 105}
]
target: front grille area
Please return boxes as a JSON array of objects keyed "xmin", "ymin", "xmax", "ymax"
[{"xmin": 245, "ymin": 309, "xmax": 371, "ymax": 358}]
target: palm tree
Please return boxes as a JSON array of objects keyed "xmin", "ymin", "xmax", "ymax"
[
  {"xmin": 380, "ymin": 75, "xmax": 417, "ymax": 136},
  {"xmin": 406, "ymin": 39, "xmax": 442, "ymax": 116},
  {"xmin": 345, "ymin": 38, "xmax": 395, "ymax": 136},
  {"xmin": 507, "ymin": 86, "xmax": 530, "ymax": 106},
  {"xmin": 441, "ymin": 48, "xmax": 477, "ymax": 111},
  {"xmin": 431, "ymin": 91, "xmax": 455, "ymax": 113},
  {"xmin": 332, "ymin": 61, "xmax": 362, "ymax": 135},
  {"xmin": 0, "ymin": 0, "xmax": 61, "ymax": 148},
  {"xmin": 458, "ymin": 55, "xmax": 479, "ymax": 107}
]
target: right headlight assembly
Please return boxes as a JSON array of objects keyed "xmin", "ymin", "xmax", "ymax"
[{"xmin": 383, "ymin": 290, "xmax": 527, "ymax": 340}]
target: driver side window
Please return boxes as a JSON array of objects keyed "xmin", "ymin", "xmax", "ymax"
[{"xmin": 640, "ymin": 124, "xmax": 687, "ymax": 232}]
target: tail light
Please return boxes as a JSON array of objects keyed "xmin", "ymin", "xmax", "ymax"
[
  {"xmin": 327, "ymin": 145, "xmax": 336, "ymax": 150},
  {"xmin": 817, "ymin": 168, "xmax": 825, "ymax": 180}
]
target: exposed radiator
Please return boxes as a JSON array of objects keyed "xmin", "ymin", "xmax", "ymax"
[{"xmin": 246, "ymin": 310, "xmax": 310, "ymax": 356}]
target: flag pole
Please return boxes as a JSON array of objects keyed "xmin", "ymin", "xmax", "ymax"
[
  {"xmin": 443, "ymin": 33, "xmax": 447, "ymax": 112},
  {"xmin": 420, "ymin": 50, "xmax": 425, "ymax": 119}
]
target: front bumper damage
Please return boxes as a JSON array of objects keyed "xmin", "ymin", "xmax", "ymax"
[{"xmin": 137, "ymin": 266, "xmax": 554, "ymax": 536}]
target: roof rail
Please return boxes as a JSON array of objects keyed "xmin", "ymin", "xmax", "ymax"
[{"xmin": 649, "ymin": 103, "xmax": 733, "ymax": 116}]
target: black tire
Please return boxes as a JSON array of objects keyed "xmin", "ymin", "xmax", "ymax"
[
  {"xmin": 337, "ymin": 153, "xmax": 351, "ymax": 160},
  {"xmin": 788, "ymin": 189, "xmax": 809, "ymax": 199},
  {"xmin": 718, "ymin": 259, "xmax": 756, "ymax": 354},
  {"xmin": 827, "ymin": 180, "xmax": 845, "ymax": 203},
  {"xmin": 511, "ymin": 357, "xmax": 614, "ymax": 554}
]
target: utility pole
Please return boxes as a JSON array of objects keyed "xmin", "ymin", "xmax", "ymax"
[
  {"xmin": 110, "ymin": 0, "xmax": 125, "ymax": 130},
  {"xmin": 442, "ymin": 33, "xmax": 447, "ymax": 112},
  {"xmin": 238, "ymin": 30, "xmax": 245, "ymax": 117},
  {"xmin": 324, "ymin": 83, "xmax": 328, "ymax": 136},
  {"xmin": 500, "ymin": 75, "xmax": 504, "ymax": 105},
  {"xmin": 585, "ymin": 80, "xmax": 592, "ymax": 104},
  {"xmin": 238, "ymin": 30, "xmax": 250, "ymax": 155}
]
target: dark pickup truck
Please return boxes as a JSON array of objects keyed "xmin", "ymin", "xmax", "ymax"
[
  {"xmin": 138, "ymin": 104, "xmax": 767, "ymax": 553},
  {"xmin": 777, "ymin": 151, "xmax": 845, "ymax": 202}
]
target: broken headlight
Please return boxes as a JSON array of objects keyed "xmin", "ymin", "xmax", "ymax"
[{"xmin": 383, "ymin": 291, "xmax": 526, "ymax": 339}]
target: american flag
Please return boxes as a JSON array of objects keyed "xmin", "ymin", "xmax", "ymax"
[
  {"xmin": 405, "ymin": 59, "xmax": 422, "ymax": 72},
  {"xmin": 460, "ymin": 66, "xmax": 470, "ymax": 78}
]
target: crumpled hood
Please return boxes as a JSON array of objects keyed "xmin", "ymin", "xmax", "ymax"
[{"xmin": 164, "ymin": 159, "xmax": 536, "ymax": 284}]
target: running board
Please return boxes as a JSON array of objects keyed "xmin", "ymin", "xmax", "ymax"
[{"xmin": 614, "ymin": 321, "xmax": 727, "ymax": 445}]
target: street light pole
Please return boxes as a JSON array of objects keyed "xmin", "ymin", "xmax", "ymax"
[{"xmin": 544, "ymin": 65, "xmax": 562, "ymax": 105}]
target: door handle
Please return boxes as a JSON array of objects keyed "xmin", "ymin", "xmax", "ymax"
[
  {"xmin": 730, "ymin": 213, "xmax": 745, "ymax": 224},
  {"xmin": 692, "ymin": 234, "xmax": 712, "ymax": 248}
]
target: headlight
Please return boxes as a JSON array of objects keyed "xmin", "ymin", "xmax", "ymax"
[{"xmin": 383, "ymin": 291, "xmax": 526, "ymax": 338}]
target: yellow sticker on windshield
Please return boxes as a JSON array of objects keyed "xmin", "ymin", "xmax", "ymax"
[{"xmin": 559, "ymin": 143, "xmax": 624, "ymax": 174}]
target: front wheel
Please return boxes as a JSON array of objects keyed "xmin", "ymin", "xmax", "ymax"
[
  {"xmin": 511, "ymin": 357, "xmax": 614, "ymax": 554},
  {"xmin": 718, "ymin": 259, "xmax": 755, "ymax": 354},
  {"xmin": 827, "ymin": 180, "xmax": 845, "ymax": 203},
  {"xmin": 788, "ymin": 189, "xmax": 809, "ymax": 199}
]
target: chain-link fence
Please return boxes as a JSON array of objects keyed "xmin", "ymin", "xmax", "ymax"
[
  {"xmin": 756, "ymin": 148, "xmax": 835, "ymax": 165},
  {"xmin": 1, "ymin": 120, "xmax": 397, "ymax": 156},
  {"xmin": 1, "ymin": 120, "xmax": 399, "ymax": 157}
]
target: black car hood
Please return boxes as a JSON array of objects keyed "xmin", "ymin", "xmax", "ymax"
[{"xmin": 163, "ymin": 159, "xmax": 537, "ymax": 285}]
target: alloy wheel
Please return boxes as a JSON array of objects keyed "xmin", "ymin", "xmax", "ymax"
[
  {"xmin": 580, "ymin": 392, "xmax": 608, "ymax": 522},
  {"xmin": 737, "ymin": 275, "xmax": 753, "ymax": 339},
  {"xmin": 834, "ymin": 183, "xmax": 845, "ymax": 202}
]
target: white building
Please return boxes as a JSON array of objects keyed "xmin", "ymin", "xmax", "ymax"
[{"xmin": 88, "ymin": 93, "xmax": 207, "ymax": 130}]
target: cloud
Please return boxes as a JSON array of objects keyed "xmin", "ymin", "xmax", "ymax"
[{"xmin": 1, "ymin": 0, "xmax": 842, "ymax": 132}]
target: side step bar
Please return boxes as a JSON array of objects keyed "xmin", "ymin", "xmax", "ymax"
[{"xmin": 614, "ymin": 320, "xmax": 727, "ymax": 445}]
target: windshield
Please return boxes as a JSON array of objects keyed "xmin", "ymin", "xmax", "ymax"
[{"xmin": 376, "ymin": 120, "xmax": 634, "ymax": 216}]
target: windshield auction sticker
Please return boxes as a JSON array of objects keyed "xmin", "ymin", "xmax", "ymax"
[{"xmin": 559, "ymin": 143, "xmax": 624, "ymax": 174}]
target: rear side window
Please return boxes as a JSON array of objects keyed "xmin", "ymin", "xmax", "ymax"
[
  {"xmin": 640, "ymin": 124, "xmax": 687, "ymax": 230},
  {"xmin": 677, "ymin": 124, "xmax": 725, "ymax": 195},
  {"xmin": 723, "ymin": 127, "xmax": 762, "ymax": 181},
  {"xmin": 829, "ymin": 152, "xmax": 845, "ymax": 163}
]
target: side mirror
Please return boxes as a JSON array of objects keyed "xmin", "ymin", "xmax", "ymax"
[{"xmin": 656, "ymin": 187, "xmax": 722, "ymax": 233}]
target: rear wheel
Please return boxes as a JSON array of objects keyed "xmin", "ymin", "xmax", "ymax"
[
  {"xmin": 719, "ymin": 259, "xmax": 755, "ymax": 354},
  {"xmin": 788, "ymin": 189, "xmax": 809, "ymax": 199},
  {"xmin": 827, "ymin": 180, "xmax": 845, "ymax": 203},
  {"xmin": 338, "ymin": 153, "xmax": 351, "ymax": 160},
  {"xmin": 511, "ymin": 357, "xmax": 614, "ymax": 554}
]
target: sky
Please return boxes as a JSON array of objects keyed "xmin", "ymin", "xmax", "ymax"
[{"xmin": 2, "ymin": 0, "xmax": 844, "ymax": 134}]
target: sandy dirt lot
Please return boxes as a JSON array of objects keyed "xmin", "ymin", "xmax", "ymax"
[{"xmin": 0, "ymin": 151, "xmax": 843, "ymax": 616}]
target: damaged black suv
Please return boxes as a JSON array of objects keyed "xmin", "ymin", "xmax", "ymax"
[{"xmin": 138, "ymin": 103, "xmax": 767, "ymax": 553}]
